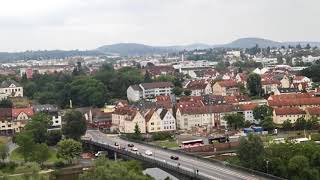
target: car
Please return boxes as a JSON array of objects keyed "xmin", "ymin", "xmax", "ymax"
[
  {"xmin": 170, "ymin": 155, "xmax": 179, "ymax": 160},
  {"xmin": 131, "ymin": 147, "xmax": 138, "ymax": 151},
  {"xmin": 145, "ymin": 150, "xmax": 153, "ymax": 156},
  {"xmin": 114, "ymin": 142, "xmax": 119, "ymax": 146},
  {"xmin": 127, "ymin": 143, "xmax": 134, "ymax": 147},
  {"xmin": 95, "ymin": 151, "xmax": 107, "ymax": 157}
]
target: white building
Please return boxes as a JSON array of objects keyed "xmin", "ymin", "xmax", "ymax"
[
  {"xmin": 157, "ymin": 108, "xmax": 176, "ymax": 131},
  {"xmin": 127, "ymin": 82, "xmax": 174, "ymax": 102},
  {"xmin": 0, "ymin": 80, "xmax": 23, "ymax": 97}
]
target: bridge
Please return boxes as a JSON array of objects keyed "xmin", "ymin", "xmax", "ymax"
[{"xmin": 83, "ymin": 130, "xmax": 283, "ymax": 180}]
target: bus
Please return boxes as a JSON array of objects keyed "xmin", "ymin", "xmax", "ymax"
[{"xmin": 181, "ymin": 139, "xmax": 204, "ymax": 148}]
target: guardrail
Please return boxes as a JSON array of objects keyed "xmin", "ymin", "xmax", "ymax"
[
  {"xmin": 119, "ymin": 136, "xmax": 286, "ymax": 180},
  {"xmin": 83, "ymin": 139, "xmax": 211, "ymax": 180}
]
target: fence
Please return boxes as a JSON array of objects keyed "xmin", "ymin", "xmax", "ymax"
[{"xmin": 118, "ymin": 136, "xmax": 286, "ymax": 180}]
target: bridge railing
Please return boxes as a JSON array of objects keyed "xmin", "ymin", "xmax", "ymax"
[
  {"xmin": 119, "ymin": 136, "xmax": 286, "ymax": 180},
  {"xmin": 83, "ymin": 139, "xmax": 212, "ymax": 180}
]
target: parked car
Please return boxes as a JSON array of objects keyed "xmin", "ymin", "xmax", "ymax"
[
  {"xmin": 145, "ymin": 150, "xmax": 153, "ymax": 156},
  {"xmin": 131, "ymin": 147, "xmax": 138, "ymax": 151},
  {"xmin": 170, "ymin": 155, "xmax": 179, "ymax": 160},
  {"xmin": 128, "ymin": 143, "xmax": 134, "ymax": 147},
  {"xmin": 95, "ymin": 151, "xmax": 107, "ymax": 157},
  {"xmin": 114, "ymin": 142, "xmax": 119, "ymax": 146}
]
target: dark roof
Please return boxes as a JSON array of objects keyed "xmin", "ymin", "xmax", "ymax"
[
  {"xmin": 277, "ymin": 88, "xmax": 300, "ymax": 93},
  {"xmin": 159, "ymin": 109, "xmax": 168, "ymax": 120},
  {"xmin": 0, "ymin": 80, "xmax": 21, "ymax": 88},
  {"xmin": 140, "ymin": 82, "xmax": 174, "ymax": 89},
  {"xmin": 0, "ymin": 108, "xmax": 12, "ymax": 119},
  {"xmin": 33, "ymin": 104, "xmax": 58, "ymax": 113},
  {"xmin": 130, "ymin": 85, "xmax": 142, "ymax": 91}
]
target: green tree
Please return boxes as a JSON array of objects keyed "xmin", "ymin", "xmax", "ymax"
[
  {"xmin": 306, "ymin": 117, "xmax": 319, "ymax": 130},
  {"xmin": 31, "ymin": 143, "xmax": 49, "ymax": 166},
  {"xmin": 247, "ymin": 73, "xmax": 262, "ymax": 96},
  {"xmin": 0, "ymin": 99, "xmax": 13, "ymax": 108},
  {"xmin": 253, "ymin": 105, "xmax": 273, "ymax": 122},
  {"xmin": 132, "ymin": 123, "xmax": 142, "ymax": 140},
  {"xmin": 15, "ymin": 132, "xmax": 35, "ymax": 162},
  {"xmin": 70, "ymin": 77, "xmax": 106, "ymax": 107},
  {"xmin": 282, "ymin": 119, "xmax": 292, "ymax": 131},
  {"xmin": 24, "ymin": 113, "xmax": 52, "ymax": 144},
  {"xmin": 79, "ymin": 157, "xmax": 154, "ymax": 180},
  {"xmin": 57, "ymin": 139, "xmax": 82, "ymax": 164},
  {"xmin": 260, "ymin": 116, "xmax": 274, "ymax": 131},
  {"xmin": 184, "ymin": 89, "xmax": 192, "ymax": 96},
  {"xmin": 143, "ymin": 71, "xmax": 152, "ymax": 83},
  {"xmin": 0, "ymin": 144, "xmax": 8, "ymax": 161},
  {"xmin": 172, "ymin": 87, "xmax": 183, "ymax": 96},
  {"xmin": 46, "ymin": 130, "xmax": 62, "ymax": 146},
  {"xmin": 294, "ymin": 117, "xmax": 307, "ymax": 130},
  {"xmin": 238, "ymin": 134, "xmax": 265, "ymax": 170},
  {"xmin": 224, "ymin": 113, "xmax": 245, "ymax": 130},
  {"xmin": 288, "ymin": 155, "xmax": 312, "ymax": 180},
  {"xmin": 62, "ymin": 110, "xmax": 87, "ymax": 140}
]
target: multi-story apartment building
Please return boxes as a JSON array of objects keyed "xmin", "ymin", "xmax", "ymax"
[{"xmin": 127, "ymin": 82, "xmax": 174, "ymax": 102}]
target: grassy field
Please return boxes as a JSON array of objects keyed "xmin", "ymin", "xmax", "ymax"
[
  {"xmin": 153, "ymin": 140, "xmax": 179, "ymax": 149},
  {"xmin": 0, "ymin": 136, "xmax": 10, "ymax": 144},
  {"xmin": 10, "ymin": 147, "xmax": 58, "ymax": 163}
]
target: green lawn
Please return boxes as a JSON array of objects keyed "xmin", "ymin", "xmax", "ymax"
[
  {"xmin": 153, "ymin": 140, "xmax": 179, "ymax": 149},
  {"xmin": 0, "ymin": 136, "xmax": 10, "ymax": 144},
  {"xmin": 10, "ymin": 147, "xmax": 58, "ymax": 163}
]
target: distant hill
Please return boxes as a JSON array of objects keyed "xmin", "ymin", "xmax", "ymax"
[
  {"xmin": 218, "ymin": 37, "xmax": 320, "ymax": 48},
  {"xmin": 2, "ymin": 38, "xmax": 320, "ymax": 60},
  {"xmin": 0, "ymin": 50, "xmax": 104, "ymax": 62},
  {"xmin": 220, "ymin": 37, "xmax": 283, "ymax": 48},
  {"xmin": 96, "ymin": 43, "xmax": 213, "ymax": 56}
]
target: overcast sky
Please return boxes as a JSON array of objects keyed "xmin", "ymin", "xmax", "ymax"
[{"xmin": 1, "ymin": 0, "xmax": 320, "ymax": 52}]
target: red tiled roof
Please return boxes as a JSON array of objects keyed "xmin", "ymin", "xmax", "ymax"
[
  {"xmin": 274, "ymin": 107, "xmax": 306, "ymax": 116},
  {"xmin": 269, "ymin": 93, "xmax": 314, "ymax": 101},
  {"xmin": 179, "ymin": 96, "xmax": 203, "ymax": 103},
  {"xmin": 224, "ymin": 96, "xmax": 239, "ymax": 104},
  {"xmin": 261, "ymin": 79, "xmax": 280, "ymax": 85},
  {"xmin": 206, "ymin": 105, "xmax": 234, "ymax": 113},
  {"xmin": 178, "ymin": 106, "xmax": 208, "ymax": 115},
  {"xmin": 113, "ymin": 107, "xmax": 136, "ymax": 116},
  {"xmin": 291, "ymin": 82, "xmax": 308, "ymax": 89},
  {"xmin": 186, "ymin": 80, "xmax": 209, "ymax": 90},
  {"xmin": 12, "ymin": 108, "xmax": 33, "ymax": 118},
  {"xmin": 305, "ymin": 107, "xmax": 320, "ymax": 116},
  {"xmin": 141, "ymin": 82, "xmax": 174, "ymax": 89},
  {"xmin": 237, "ymin": 103, "xmax": 259, "ymax": 111},
  {"xmin": 156, "ymin": 95, "xmax": 171, "ymax": 102},
  {"xmin": 145, "ymin": 109, "xmax": 155, "ymax": 122},
  {"xmin": 177, "ymin": 101, "xmax": 204, "ymax": 109},
  {"xmin": 293, "ymin": 76, "xmax": 306, "ymax": 81},
  {"xmin": 217, "ymin": 80, "xmax": 238, "ymax": 88},
  {"xmin": 269, "ymin": 97, "xmax": 320, "ymax": 107}
]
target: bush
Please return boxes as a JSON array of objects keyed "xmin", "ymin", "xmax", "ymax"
[
  {"xmin": 311, "ymin": 133, "xmax": 320, "ymax": 141},
  {"xmin": 54, "ymin": 160, "xmax": 67, "ymax": 168},
  {"xmin": 46, "ymin": 130, "xmax": 62, "ymax": 146},
  {"xmin": 0, "ymin": 162, "xmax": 18, "ymax": 173},
  {"xmin": 152, "ymin": 132, "xmax": 173, "ymax": 141}
]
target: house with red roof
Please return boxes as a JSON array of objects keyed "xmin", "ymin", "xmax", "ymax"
[
  {"xmin": 112, "ymin": 107, "xmax": 146, "ymax": 133},
  {"xmin": 184, "ymin": 80, "xmax": 212, "ymax": 96},
  {"xmin": 212, "ymin": 80, "xmax": 239, "ymax": 96},
  {"xmin": 261, "ymin": 79, "xmax": 281, "ymax": 95},
  {"xmin": 235, "ymin": 103, "xmax": 259, "ymax": 124},
  {"xmin": 273, "ymin": 107, "xmax": 306, "ymax": 124},
  {"xmin": 305, "ymin": 107, "xmax": 320, "ymax": 119}
]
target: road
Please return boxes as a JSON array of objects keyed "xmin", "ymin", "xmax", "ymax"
[{"xmin": 86, "ymin": 130, "xmax": 269, "ymax": 180}]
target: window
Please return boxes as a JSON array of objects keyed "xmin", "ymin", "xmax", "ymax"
[{"xmin": 151, "ymin": 122, "xmax": 154, "ymax": 125}]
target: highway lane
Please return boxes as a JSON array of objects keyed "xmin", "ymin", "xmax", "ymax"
[{"xmin": 85, "ymin": 130, "xmax": 268, "ymax": 180}]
